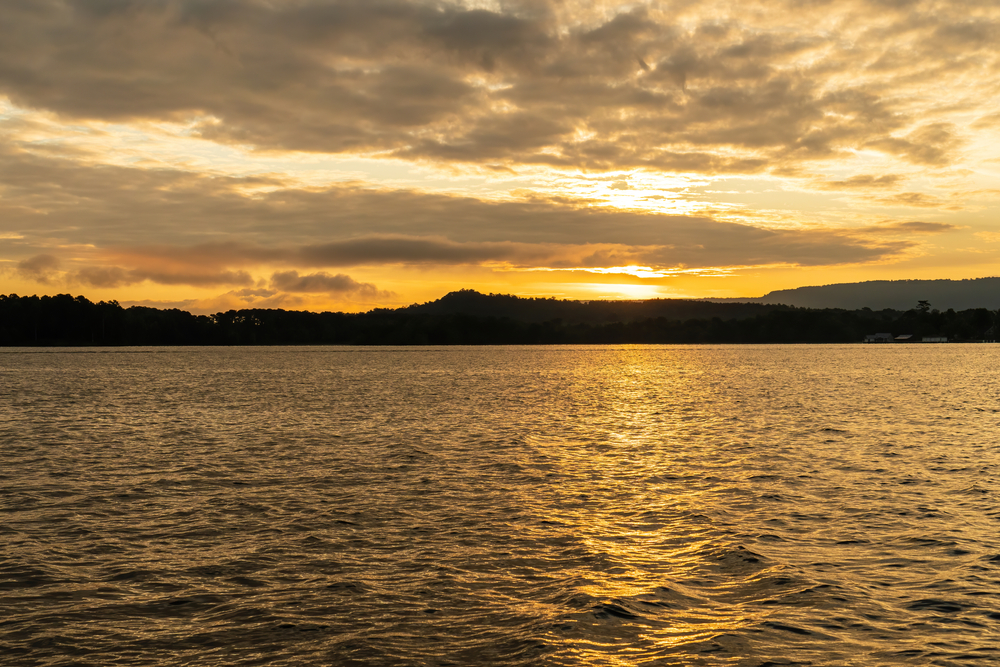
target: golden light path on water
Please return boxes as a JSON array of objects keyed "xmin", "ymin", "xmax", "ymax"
[{"xmin": 505, "ymin": 349, "xmax": 759, "ymax": 660}]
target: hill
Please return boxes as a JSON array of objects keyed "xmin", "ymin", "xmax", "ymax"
[
  {"xmin": 735, "ymin": 278, "xmax": 1000, "ymax": 310},
  {"xmin": 404, "ymin": 289, "xmax": 790, "ymax": 323}
]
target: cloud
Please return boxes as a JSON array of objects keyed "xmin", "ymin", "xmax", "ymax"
[
  {"xmin": 816, "ymin": 174, "xmax": 904, "ymax": 191},
  {"xmin": 3, "ymin": 0, "xmax": 995, "ymax": 310},
  {"xmin": 16, "ymin": 254, "xmax": 60, "ymax": 283},
  {"xmin": 107, "ymin": 228, "xmax": 913, "ymax": 276},
  {"xmin": 932, "ymin": 18, "xmax": 1000, "ymax": 48},
  {"xmin": 0, "ymin": 0, "xmax": 994, "ymax": 175},
  {"xmin": 858, "ymin": 221, "xmax": 961, "ymax": 235},
  {"xmin": 74, "ymin": 266, "xmax": 131, "ymax": 288},
  {"xmin": 0, "ymin": 148, "xmax": 900, "ymax": 264},
  {"xmin": 0, "ymin": 145, "xmax": 926, "ymax": 279},
  {"xmin": 134, "ymin": 269, "xmax": 254, "ymax": 287},
  {"xmin": 296, "ymin": 237, "xmax": 531, "ymax": 267},
  {"xmin": 883, "ymin": 221, "xmax": 959, "ymax": 234},
  {"xmin": 270, "ymin": 270, "xmax": 394, "ymax": 299},
  {"xmin": 74, "ymin": 265, "xmax": 254, "ymax": 288},
  {"xmin": 864, "ymin": 123, "xmax": 961, "ymax": 167},
  {"xmin": 971, "ymin": 112, "xmax": 1000, "ymax": 129},
  {"xmin": 872, "ymin": 192, "xmax": 947, "ymax": 208}
]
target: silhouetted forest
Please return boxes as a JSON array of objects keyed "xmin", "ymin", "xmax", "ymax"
[{"xmin": 1, "ymin": 290, "xmax": 998, "ymax": 346}]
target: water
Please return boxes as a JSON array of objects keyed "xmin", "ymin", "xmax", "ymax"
[{"xmin": 2, "ymin": 345, "xmax": 999, "ymax": 666}]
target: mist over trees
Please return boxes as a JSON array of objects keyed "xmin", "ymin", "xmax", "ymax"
[{"xmin": 1, "ymin": 290, "xmax": 997, "ymax": 346}]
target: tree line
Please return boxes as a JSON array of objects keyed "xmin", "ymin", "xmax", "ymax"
[{"xmin": 1, "ymin": 291, "xmax": 997, "ymax": 346}]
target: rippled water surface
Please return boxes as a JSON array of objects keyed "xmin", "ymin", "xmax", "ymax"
[{"xmin": 2, "ymin": 345, "xmax": 1000, "ymax": 666}]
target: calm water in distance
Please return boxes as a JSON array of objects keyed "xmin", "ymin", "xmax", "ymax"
[{"xmin": 2, "ymin": 345, "xmax": 1000, "ymax": 666}]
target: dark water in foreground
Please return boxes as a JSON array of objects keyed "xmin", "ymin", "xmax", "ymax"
[{"xmin": 2, "ymin": 345, "xmax": 1000, "ymax": 666}]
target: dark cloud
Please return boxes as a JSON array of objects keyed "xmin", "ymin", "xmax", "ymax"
[
  {"xmin": 270, "ymin": 270, "xmax": 394, "ymax": 298},
  {"xmin": 873, "ymin": 192, "xmax": 947, "ymax": 208},
  {"xmin": 103, "ymin": 237, "xmax": 557, "ymax": 271},
  {"xmin": 73, "ymin": 260, "xmax": 393, "ymax": 296},
  {"xmin": 131, "ymin": 268, "xmax": 254, "ymax": 287},
  {"xmin": 74, "ymin": 265, "xmax": 254, "ymax": 288},
  {"xmin": 425, "ymin": 7, "xmax": 552, "ymax": 72},
  {"xmin": 816, "ymin": 174, "xmax": 904, "ymax": 190},
  {"xmin": 296, "ymin": 237, "xmax": 528, "ymax": 266},
  {"xmin": 16, "ymin": 254, "xmax": 61, "ymax": 283},
  {"xmin": 932, "ymin": 19, "xmax": 999, "ymax": 48},
  {"xmin": 635, "ymin": 229, "xmax": 910, "ymax": 269},
  {"xmin": 864, "ymin": 123, "xmax": 960, "ymax": 167},
  {"xmin": 74, "ymin": 266, "xmax": 131, "ymax": 288},
  {"xmin": 885, "ymin": 221, "xmax": 959, "ymax": 233},
  {"xmin": 855, "ymin": 220, "xmax": 961, "ymax": 235},
  {"xmin": 0, "ymin": 0, "xmax": 989, "ymax": 173}
]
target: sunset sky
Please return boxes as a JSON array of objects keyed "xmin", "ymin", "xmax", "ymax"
[{"xmin": 2, "ymin": 0, "xmax": 999, "ymax": 313}]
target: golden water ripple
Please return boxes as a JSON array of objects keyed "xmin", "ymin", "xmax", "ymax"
[{"xmin": 1, "ymin": 345, "xmax": 999, "ymax": 665}]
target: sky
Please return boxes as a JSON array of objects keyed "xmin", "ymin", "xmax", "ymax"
[{"xmin": 1, "ymin": 0, "xmax": 999, "ymax": 313}]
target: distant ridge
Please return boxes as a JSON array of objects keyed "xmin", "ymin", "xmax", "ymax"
[{"xmin": 721, "ymin": 278, "xmax": 1000, "ymax": 311}]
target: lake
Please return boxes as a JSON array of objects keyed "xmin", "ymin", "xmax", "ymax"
[{"xmin": 2, "ymin": 345, "xmax": 999, "ymax": 665}]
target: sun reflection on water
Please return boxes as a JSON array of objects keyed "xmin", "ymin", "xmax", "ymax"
[{"xmin": 493, "ymin": 347, "xmax": 775, "ymax": 658}]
